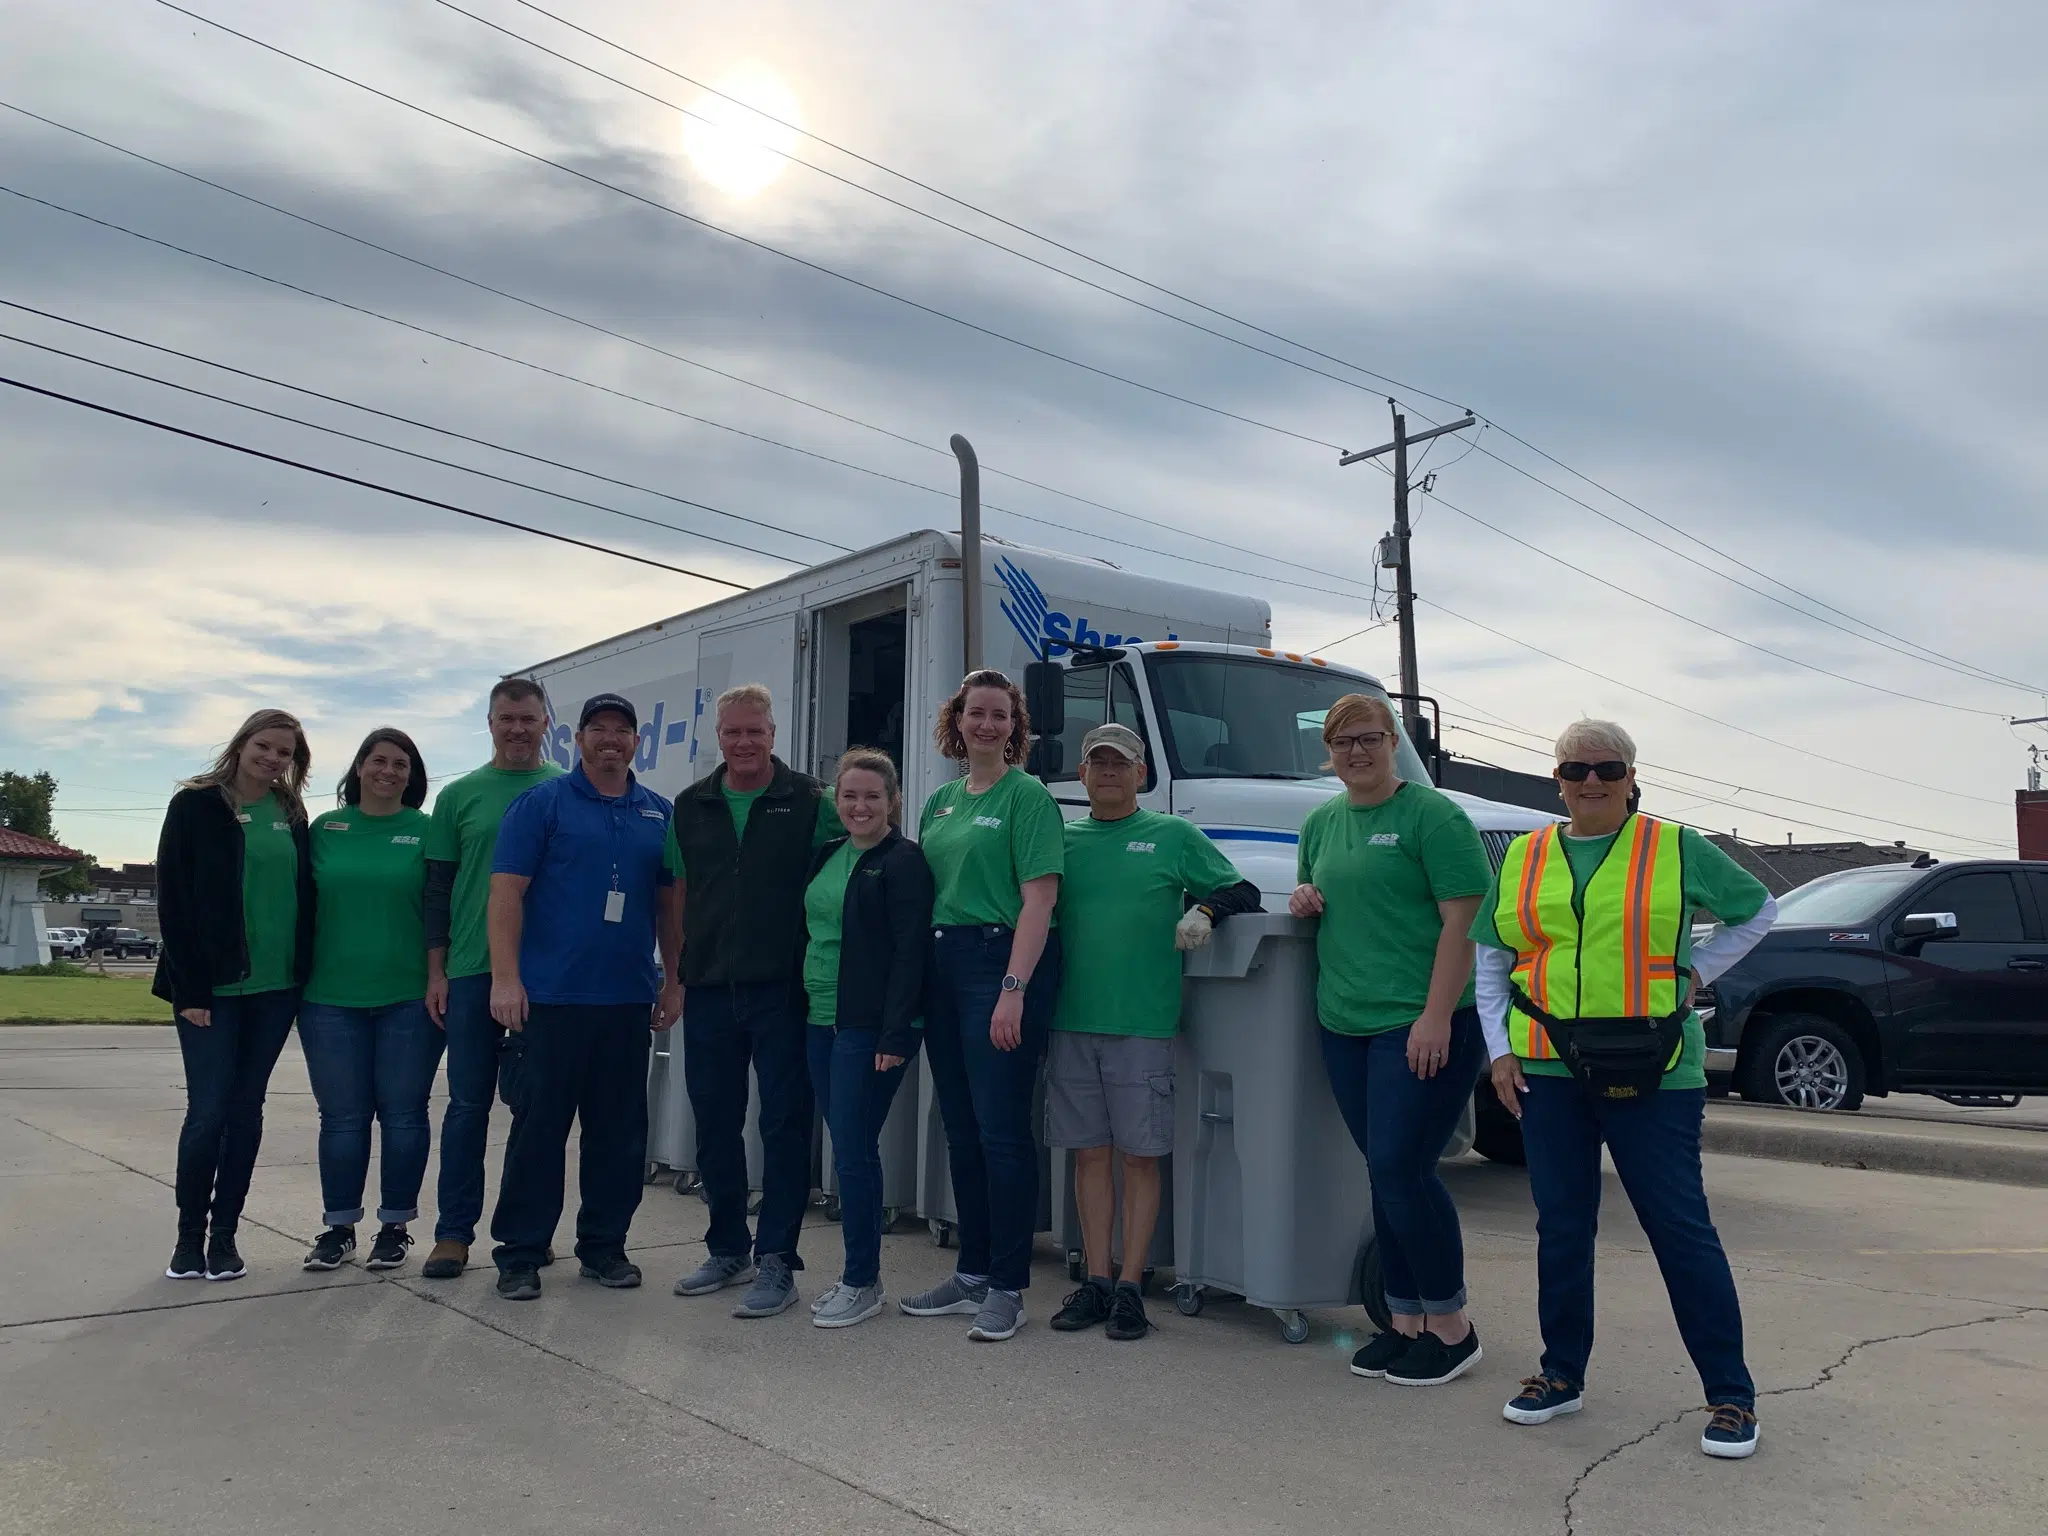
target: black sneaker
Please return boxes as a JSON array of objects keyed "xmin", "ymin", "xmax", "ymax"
[
  {"xmin": 579, "ymin": 1253, "xmax": 643, "ymax": 1289},
  {"xmin": 496, "ymin": 1266, "xmax": 542, "ymax": 1301},
  {"xmin": 1503, "ymin": 1373, "xmax": 1584, "ymax": 1425},
  {"xmin": 1700, "ymin": 1404, "xmax": 1760, "ymax": 1459},
  {"xmin": 205, "ymin": 1231, "xmax": 247, "ymax": 1282},
  {"xmin": 166, "ymin": 1234, "xmax": 206, "ymax": 1280},
  {"xmin": 303, "ymin": 1226, "xmax": 357, "ymax": 1271},
  {"xmin": 1050, "ymin": 1280, "xmax": 1114, "ymax": 1332},
  {"xmin": 1349, "ymin": 1330, "xmax": 1416, "ymax": 1379},
  {"xmin": 1385, "ymin": 1327, "xmax": 1482, "ymax": 1386},
  {"xmin": 364, "ymin": 1225, "xmax": 413, "ymax": 1271},
  {"xmin": 1105, "ymin": 1284, "xmax": 1152, "ymax": 1342}
]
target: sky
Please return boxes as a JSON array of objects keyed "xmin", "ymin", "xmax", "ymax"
[{"xmin": 2, "ymin": 0, "xmax": 2043, "ymax": 866}]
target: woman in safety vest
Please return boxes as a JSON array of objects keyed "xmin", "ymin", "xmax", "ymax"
[{"xmin": 1473, "ymin": 719, "xmax": 1776, "ymax": 1459}]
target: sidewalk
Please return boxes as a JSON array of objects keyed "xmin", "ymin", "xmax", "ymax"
[{"xmin": 1705, "ymin": 1099, "xmax": 2048, "ymax": 1187}]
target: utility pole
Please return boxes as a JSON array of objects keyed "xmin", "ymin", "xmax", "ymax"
[
  {"xmin": 952, "ymin": 433, "xmax": 982, "ymax": 675},
  {"xmin": 1339, "ymin": 401, "xmax": 1474, "ymax": 741}
]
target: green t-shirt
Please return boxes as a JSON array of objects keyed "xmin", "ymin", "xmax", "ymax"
[
  {"xmin": 919, "ymin": 769, "xmax": 1066, "ymax": 928},
  {"xmin": 214, "ymin": 792, "xmax": 299, "ymax": 998},
  {"xmin": 725, "ymin": 782, "xmax": 765, "ymax": 842},
  {"xmin": 1054, "ymin": 809, "xmax": 1246, "ymax": 1039},
  {"xmin": 663, "ymin": 789, "xmax": 844, "ymax": 877},
  {"xmin": 1470, "ymin": 823, "xmax": 1770, "ymax": 1089},
  {"xmin": 305, "ymin": 804, "xmax": 431, "ymax": 1008},
  {"xmin": 801, "ymin": 839, "xmax": 862, "ymax": 1027},
  {"xmin": 1296, "ymin": 781, "xmax": 1494, "ymax": 1035},
  {"xmin": 425, "ymin": 761, "xmax": 564, "ymax": 980}
]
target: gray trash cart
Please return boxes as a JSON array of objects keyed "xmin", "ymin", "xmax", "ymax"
[{"xmin": 1171, "ymin": 912, "xmax": 1473, "ymax": 1344}]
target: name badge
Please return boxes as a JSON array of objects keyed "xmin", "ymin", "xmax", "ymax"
[{"xmin": 603, "ymin": 889, "xmax": 625, "ymax": 923}]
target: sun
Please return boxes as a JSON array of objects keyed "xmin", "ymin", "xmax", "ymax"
[{"xmin": 681, "ymin": 63, "xmax": 802, "ymax": 199}]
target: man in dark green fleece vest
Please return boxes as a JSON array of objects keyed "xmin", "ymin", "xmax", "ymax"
[{"xmin": 662, "ymin": 683, "xmax": 841, "ymax": 1319}]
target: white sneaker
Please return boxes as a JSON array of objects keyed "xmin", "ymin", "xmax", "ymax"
[
  {"xmin": 813, "ymin": 1283, "xmax": 886, "ymax": 1329},
  {"xmin": 811, "ymin": 1281, "xmax": 851, "ymax": 1315}
]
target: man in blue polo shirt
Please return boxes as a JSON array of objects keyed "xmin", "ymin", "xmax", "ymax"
[{"xmin": 486, "ymin": 693, "xmax": 682, "ymax": 1301}]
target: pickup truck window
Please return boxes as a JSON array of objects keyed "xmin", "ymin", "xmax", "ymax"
[
  {"xmin": 1774, "ymin": 864, "xmax": 1923, "ymax": 925},
  {"xmin": 1926, "ymin": 871, "xmax": 2026, "ymax": 942}
]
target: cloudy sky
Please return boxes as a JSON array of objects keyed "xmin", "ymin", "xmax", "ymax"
[{"xmin": 2, "ymin": 0, "xmax": 2042, "ymax": 865}]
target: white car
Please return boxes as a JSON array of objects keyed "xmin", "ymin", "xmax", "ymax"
[{"xmin": 45, "ymin": 927, "xmax": 88, "ymax": 960}]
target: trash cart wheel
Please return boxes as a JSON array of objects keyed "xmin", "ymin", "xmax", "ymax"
[
  {"xmin": 1066, "ymin": 1248, "xmax": 1084, "ymax": 1283},
  {"xmin": 1140, "ymin": 1266, "xmax": 1155, "ymax": 1297},
  {"xmin": 824, "ymin": 1194, "xmax": 842, "ymax": 1223},
  {"xmin": 643, "ymin": 1161, "xmax": 663, "ymax": 1186},
  {"xmin": 673, "ymin": 1170, "xmax": 699, "ymax": 1196},
  {"xmin": 1172, "ymin": 1283, "xmax": 1204, "ymax": 1317},
  {"xmin": 1354, "ymin": 1235, "xmax": 1393, "ymax": 1333},
  {"xmin": 1277, "ymin": 1309, "xmax": 1311, "ymax": 1345},
  {"xmin": 929, "ymin": 1219, "xmax": 955, "ymax": 1249}
]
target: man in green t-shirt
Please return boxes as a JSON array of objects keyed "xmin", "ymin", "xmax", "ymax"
[
  {"xmin": 1044, "ymin": 724, "xmax": 1260, "ymax": 1342},
  {"xmin": 419, "ymin": 678, "xmax": 564, "ymax": 1278}
]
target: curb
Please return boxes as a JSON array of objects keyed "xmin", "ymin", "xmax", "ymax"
[{"xmin": 1703, "ymin": 1105, "xmax": 2048, "ymax": 1188}]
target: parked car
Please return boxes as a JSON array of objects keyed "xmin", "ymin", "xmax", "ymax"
[
  {"xmin": 103, "ymin": 927, "xmax": 158, "ymax": 960},
  {"xmin": 1701, "ymin": 858, "xmax": 2048, "ymax": 1111},
  {"xmin": 45, "ymin": 927, "xmax": 88, "ymax": 960}
]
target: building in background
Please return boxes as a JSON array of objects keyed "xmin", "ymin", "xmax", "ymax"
[
  {"xmin": 1703, "ymin": 835, "xmax": 1925, "ymax": 897},
  {"xmin": 87, "ymin": 863, "xmax": 158, "ymax": 902},
  {"xmin": 0, "ymin": 829, "xmax": 85, "ymax": 969},
  {"xmin": 2018, "ymin": 790, "xmax": 2048, "ymax": 862}
]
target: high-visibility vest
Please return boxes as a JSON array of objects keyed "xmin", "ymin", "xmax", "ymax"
[{"xmin": 1493, "ymin": 815, "xmax": 1686, "ymax": 1062}]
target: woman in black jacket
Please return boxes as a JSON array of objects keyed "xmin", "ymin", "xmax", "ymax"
[
  {"xmin": 800, "ymin": 747, "xmax": 934, "ymax": 1329},
  {"xmin": 152, "ymin": 708, "xmax": 317, "ymax": 1284}
]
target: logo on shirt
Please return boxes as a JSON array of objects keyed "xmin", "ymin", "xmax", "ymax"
[
  {"xmin": 933, "ymin": 805, "xmax": 954, "ymax": 816},
  {"xmin": 236, "ymin": 813, "xmax": 252, "ymax": 824},
  {"xmin": 323, "ymin": 820, "xmax": 349, "ymax": 832},
  {"xmin": 1125, "ymin": 840, "xmax": 1157, "ymax": 854},
  {"xmin": 972, "ymin": 815, "xmax": 1004, "ymax": 829},
  {"xmin": 270, "ymin": 822, "xmax": 289, "ymax": 832},
  {"xmin": 390, "ymin": 835, "xmax": 422, "ymax": 845},
  {"xmin": 638, "ymin": 809, "xmax": 665, "ymax": 820},
  {"xmin": 1368, "ymin": 832, "xmax": 1402, "ymax": 847}
]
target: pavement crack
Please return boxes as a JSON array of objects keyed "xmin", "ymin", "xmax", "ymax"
[{"xmin": 4, "ymin": 1279, "xmax": 378, "ymax": 1331}]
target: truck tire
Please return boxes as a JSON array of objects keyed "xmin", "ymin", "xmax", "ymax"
[
  {"xmin": 1741, "ymin": 1012, "xmax": 1865, "ymax": 1112},
  {"xmin": 1471, "ymin": 1087, "xmax": 1527, "ymax": 1166}
]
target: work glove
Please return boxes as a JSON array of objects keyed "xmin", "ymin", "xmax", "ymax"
[{"xmin": 1174, "ymin": 907, "xmax": 1214, "ymax": 952}]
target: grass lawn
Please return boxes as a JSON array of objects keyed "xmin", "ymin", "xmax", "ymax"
[{"xmin": 0, "ymin": 975, "xmax": 167, "ymax": 1024}]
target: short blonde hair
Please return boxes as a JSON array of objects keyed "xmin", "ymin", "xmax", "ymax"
[
  {"xmin": 1554, "ymin": 718, "xmax": 1636, "ymax": 765},
  {"xmin": 1319, "ymin": 693, "xmax": 1401, "ymax": 772},
  {"xmin": 715, "ymin": 682, "xmax": 774, "ymax": 723}
]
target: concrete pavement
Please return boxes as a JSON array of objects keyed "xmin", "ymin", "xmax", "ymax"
[{"xmin": 3, "ymin": 1026, "xmax": 2044, "ymax": 1535}]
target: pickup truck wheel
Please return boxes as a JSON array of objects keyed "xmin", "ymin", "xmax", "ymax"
[{"xmin": 1742, "ymin": 1013, "xmax": 1865, "ymax": 1112}]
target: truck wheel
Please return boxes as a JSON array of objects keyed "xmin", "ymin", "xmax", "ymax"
[
  {"xmin": 1353, "ymin": 1236, "xmax": 1393, "ymax": 1334},
  {"xmin": 1742, "ymin": 1013, "xmax": 1865, "ymax": 1112},
  {"xmin": 1471, "ymin": 1088, "xmax": 1527, "ymax": 1166}
]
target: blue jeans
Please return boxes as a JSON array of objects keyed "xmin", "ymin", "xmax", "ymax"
[
  {"xmin": 173, "ymin": 989, "xmax": 300, "ymax": 1237},
  {"xmin": 1522, "ymin": 1077, "xmax": 1754, "ymax": 1409},
  {"xmin": 434, "ymin": 973, "xmax": 505, "ymax": 1245},
  {"xmin": 297, "ymin": 999, "xmax": 447, "ymax": 1226},
  {"xmin": 924, "ymin": 925, "xmax": 1062, "ymax": 1293},
  {"xmin": 1319, "ymin": 1009, "xmax": 1483, "ymax": 1316},
  {"xmin": 807, "ymin": 1024, "xmax": 910, "ymax": 1288},
  {"xmin": 683, "ymin": 980, "xmax": 813, "ymax": 1266},
  {"xmin": 490, "ymin": 1002, "xmax": 651, "ymax": 1271}
]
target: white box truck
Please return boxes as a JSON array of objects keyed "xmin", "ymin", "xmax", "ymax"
[{"xmin": 514, "ymin": 527, "xmax": 1553, "ymax": 896}]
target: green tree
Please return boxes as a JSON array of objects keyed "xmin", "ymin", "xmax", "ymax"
[{"xmin": 1, "ymin": 770, "xmax": 96, "ymax": 898}]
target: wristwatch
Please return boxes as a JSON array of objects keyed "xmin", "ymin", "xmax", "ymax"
[{"xmin": 1001, "ymin": 973, "xmax": 1027, "ymax": 994}]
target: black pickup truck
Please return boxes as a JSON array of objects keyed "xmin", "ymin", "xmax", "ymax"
[{"xmin": 1700, "ymin": 857, "xmax": 2048, "ymax": 1110}]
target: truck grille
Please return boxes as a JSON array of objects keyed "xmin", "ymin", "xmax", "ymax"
[{"xmin": 1479, "ymin": 830, "xmax": 1517, "ymax": 872}]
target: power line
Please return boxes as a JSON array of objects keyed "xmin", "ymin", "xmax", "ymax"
[
  {"xmin": 151, "ymin": 1, "xmax": 1344, "ymax": 452},
  {"xmin": 488, "ymin": 0, "xmax": 2038, "ymax": 694},
  {"xmin": 1416, "ymin": 596, "xmax": 2010, "ymax": 807},
  {"xmin": 0, "ymin": 373, "xmax": 749, "ymax": 588}
]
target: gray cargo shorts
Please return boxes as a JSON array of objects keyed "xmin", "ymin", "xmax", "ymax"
[{"xmin": 1044, "ymin": 1030, "xmax": 1176, "ymax": 1157}]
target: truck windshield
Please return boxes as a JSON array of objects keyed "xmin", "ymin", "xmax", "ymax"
[
  {"xmin": 1146, "ymin": 654, "xmax": 1432, "ymax": 782},
  {"xmin": 1773, "ymin": 865, "xmax": 1925, "ymax": 926}
]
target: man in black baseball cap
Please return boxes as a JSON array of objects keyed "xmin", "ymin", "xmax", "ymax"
[{"xmin": 579, "ymin": 693, "xmax": 638, "ymax": 731}]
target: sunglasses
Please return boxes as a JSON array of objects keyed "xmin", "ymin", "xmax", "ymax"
[{"xmin": 1556, "ymin": 760, "xmax": 1630, "ymax": 783}]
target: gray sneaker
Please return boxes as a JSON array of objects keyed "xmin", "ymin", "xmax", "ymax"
[
  {"xmin": 898, "ymin": 1273, "xmax": 990, "ymax": 1317},
  {"xmin": 732, "ymin": 1254, "xmax": 798, "ymax": 1318},
  {"xmin": 810, "ymin": 1280, "xmax": 852, "ymax": 1315},
  {"xmin": 813, "ymin": 1282, "xmax": 886, "ymax": 1329},
  {"xmin": 968, "ymin": 1288, "xmax": 1025, "ymax": 1342},
  {"xmin": 673, "ymin": 1253, "xmax": 756, "ymax": 1297}
]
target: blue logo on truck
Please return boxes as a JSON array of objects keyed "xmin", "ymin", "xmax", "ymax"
[{"xmin": 994, "ymin": 556, "xmax": 1171, "ymax": 658}]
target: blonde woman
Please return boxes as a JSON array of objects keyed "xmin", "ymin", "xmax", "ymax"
[{"xmin": 153, "ymin": 709, "xmax": 317, "ymax": 1283}]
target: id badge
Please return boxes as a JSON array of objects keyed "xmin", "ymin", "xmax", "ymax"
[{"xmin": 603, "ymin": 889, "xmax": 625, "ymax": 923}]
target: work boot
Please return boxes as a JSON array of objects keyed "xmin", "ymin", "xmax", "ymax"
[{"xmin": 421, "ymin": 1240, "xmax": 469, "ymax": 1280}]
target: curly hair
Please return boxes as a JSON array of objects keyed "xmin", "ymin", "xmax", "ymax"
[{"xmin": 933, "ymin": 668, "xmax": 1032, "ymax": 764}]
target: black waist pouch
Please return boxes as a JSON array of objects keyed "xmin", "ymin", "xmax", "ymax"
[{"xmin": 1510, "ymin": 982, "xmax": 1690, "ymax": 1101}]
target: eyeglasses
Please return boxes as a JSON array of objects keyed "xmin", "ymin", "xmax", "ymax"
[
  {"xmin": 1328, "ymin": 731, "xmax": 1391, "ymax": 753},
  {"xmin": 1556, "ymin": 759, "xmax": 1630, "ymax": 783}
]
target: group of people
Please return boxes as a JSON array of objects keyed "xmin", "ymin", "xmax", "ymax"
[{"xmin": 152, "ymin": 668, "xmax": 1775, "ymax": 1459}]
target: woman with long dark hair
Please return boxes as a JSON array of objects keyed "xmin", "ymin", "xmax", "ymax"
[
  {"xmin": 899, "ymin": 670, "xmax": 1064, "ymax": 1342},
  {"xmin": 154, "ymin": 709, "xmax": 316, "ymax": 1282},
  {"xmin": 298, "ymin": 728, "xmax": 444, "ymax": 1274}
]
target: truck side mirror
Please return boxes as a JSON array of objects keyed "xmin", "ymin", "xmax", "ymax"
[
  {"xmin": 1896, "ymin": 911, "xmax": 1959, "ymax": 943},
  {"xmin": 1027, "ymin": 737, "xmax": 1064, "ymax": 778},
  {"xmin": 1024, "ymin": 661, "xmax": 1065, "ymax": 737}
]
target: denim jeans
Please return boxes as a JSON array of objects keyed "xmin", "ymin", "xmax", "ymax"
[
  {"xmin": 1521, "ymin": 1077, "xmax": 1754, "ymax": 1409},
  {"xmin": 807, "ymin": 1024, "xmax": 910, "ymax": 1289},
  {"xmin": 490, "ymin": 1003, "xmax": 652, "ymax": 1271},
  {"xmin": 683, "ymin": 980, "xmax": 813, "ymax": 1266},
  {"xmin": 296, "ymin": 999, "xmax": 447, "ymax": 1226},
  {"xmin": 173, "ymin": 988, "xmax": 300, "ymax": 1237},
  {"xmin": 434, "ymin": 973, "xmax": 505, "ymax": 1245},
  {"xmin": 924, "ymin": 925, "xmax": 1062, "ymax": 1293},
  {"xmin": 1319, "ymin": 1008, "xmax": 1483, "ymax": 1316}
]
